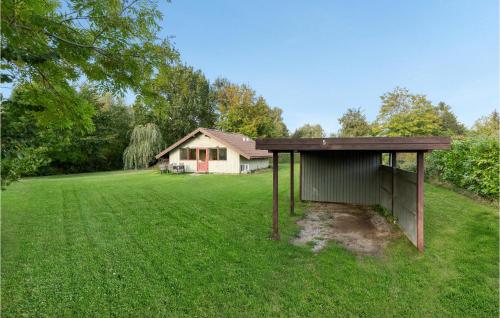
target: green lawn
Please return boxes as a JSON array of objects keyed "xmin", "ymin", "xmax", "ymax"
[{"xmin": 2, "ymin": 166, "xmax": 498, "ymax": 317}]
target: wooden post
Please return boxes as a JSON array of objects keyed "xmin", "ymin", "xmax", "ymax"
[
  {"xmin": 416, "ymin": 151, "xmax": 424, "ymax": 251},
  {"xmin": 299, "ymin": 152, "xmax": 303, "ymax": 201},
  {"xmin": 391, "ymin": 152, "xmax": 397, "ymax": 215},
  {"xmin": 272, "ymin": 151, "xmax": 280, "ymax": 240},
  {"xmin": 290, "ymin": 151, "xmax": 295, "ymax": 215}
]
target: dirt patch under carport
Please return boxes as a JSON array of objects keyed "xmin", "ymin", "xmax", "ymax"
[{"xmin": 293, "ymin": 203, "xmax": 400, "ymax": 256}]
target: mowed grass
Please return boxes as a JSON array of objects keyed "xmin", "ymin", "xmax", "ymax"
[{"xmin": 2, "ymin": 166, "xmax": 498, "ymax": 317}]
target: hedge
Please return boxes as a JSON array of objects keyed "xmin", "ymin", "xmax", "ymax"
[{"xmin": 427, "ymin": 137, "xmax": 499, "ymax": 199}]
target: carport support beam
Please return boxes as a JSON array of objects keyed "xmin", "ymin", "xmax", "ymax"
[
  {"xmin": 391, "ymin": 152, "xmax": 397, "ymax": 215},
  {"xmin": 299, "ymin": 152, "xmax": 303, "ymax": 201},
  {"xmin": 290, "ymin": 151, "xmax": 295, "ymax": 215},
  {"xmin": 272, "ymin": 151, "xmax": 280, "ymax": 240},
  {"xmin": 417, "ymin": 151, "xmax": 424, "ymax": 251}
]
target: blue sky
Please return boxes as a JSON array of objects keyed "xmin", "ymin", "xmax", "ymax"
[{"xmin": 158, "ymin": 0, "xmax": 499, "ymax": 134}]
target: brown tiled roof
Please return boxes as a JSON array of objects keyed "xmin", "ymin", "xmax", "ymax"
[{"xmin": 155, "ymin": 128, "xmax": 272, "ymax": 160}]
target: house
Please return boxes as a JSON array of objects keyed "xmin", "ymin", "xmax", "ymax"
[
  {"xmin": 155, "ymin": 128, "xmax": 271, "ymax": 173},
  {"xmin": 256, "ymin": 136, "xmax": 451, "ymax": 251}
]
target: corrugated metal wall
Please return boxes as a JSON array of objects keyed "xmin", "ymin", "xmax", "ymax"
[
  {"xmin": 301, "ymin": 151, "xmax": 381, "ymax": 204},
  {"xmin": 379, "ymin": 166, "xmax": 392, "ymax": 210},
  {"xmin": 393, "ymin": 168, "xmax": 417, "ymax": 245},
  {"xmin": 379, "ymin": 165, "xmax": 417, "ymax": 246},
  {"xmin": 301, "ymin": 152, "xmax": 418, "ymax": 247}
]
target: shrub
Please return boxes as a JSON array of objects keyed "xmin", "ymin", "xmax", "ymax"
[{"xmin": 427, "ymin": 137, "xmax": 499, "ymax": 198}]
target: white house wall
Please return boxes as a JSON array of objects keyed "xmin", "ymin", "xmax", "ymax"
[
  {"xmin": 169, "ymin": 133, "xmax": 241, "ymax": 173},
  {"xmin": 240, "ymin": 157, "xmax": 270, "ymax": 171}
]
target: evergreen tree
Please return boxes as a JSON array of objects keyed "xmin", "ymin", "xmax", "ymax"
[{"xmin": 436, "ymin": 102, "xmax": 466, "ymax": 136}]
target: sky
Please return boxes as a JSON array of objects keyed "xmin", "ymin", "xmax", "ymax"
[{"xmin": 157, "ymin": 0, "xmax": 499, "ymax": 134}]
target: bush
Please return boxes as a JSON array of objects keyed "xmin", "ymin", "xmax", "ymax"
[{"xmin": 427, "ymin": 137, "xmax": 499, "ymax": 198}]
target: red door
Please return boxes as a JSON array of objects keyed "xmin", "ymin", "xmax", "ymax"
[{"xmin": 196, "ymin": 148, "xmax": 208, "ymax": 173}]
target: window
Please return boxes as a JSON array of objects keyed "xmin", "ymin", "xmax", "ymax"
[
  {"xmin": 180, "ymin": 148, "xmax": 196, "ymax": 160},
  {"xmin": 218, "ymin": 148, "xmax": 227, "ymax": 160},
  {"xmin": 180, "ymin": 148, "xmax": 188, "ymax": 160},
  {"xmin": 189, "ymin": 148, "xmax": 196, "ymax": 160},
  {"xmin": 240, "ymin": 164, "xmax": 250, "ymax": 173},
  {"xmin": 208, "ymin": 148, "xmax": 227, "ymax": 160},
  {"xmin": 210, "ymin": 148, "xmax": 218, "ymax": 160}
]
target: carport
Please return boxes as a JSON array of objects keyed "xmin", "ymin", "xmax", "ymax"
[{"xmin": 255, "ymin": 137, "xmax": 451, "ymax": 251}]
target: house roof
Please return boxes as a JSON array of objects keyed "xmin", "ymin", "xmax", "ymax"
[
  {"xmin": 255, "ymin": 136, "xmax": 451, "ymax": 152},
  {"xmin": 155, "ymin": 128, "xmax": 272, "ymax": 160}
]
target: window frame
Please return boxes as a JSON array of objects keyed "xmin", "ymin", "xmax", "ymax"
[
  {"xmin": 180, "ymin": 148, "xmax": 188, "ymax": 160},
  {"xmin": 180, "ymin": 148, "xmax": 197, "ymax": 160},
  {"xmin": 208, "ymin": 147, "xmax": 227, "ymax": 161},
  {"xmin": 189, "ymin": 148, "xmax": 196, "ymax": 160},
  {"xmin": 209, "ymin": 148, "xmax": 218, "ymax": 161},
  {"xmin": 218, "ymin": 148, "xmax": 227, "ymax": 161}
]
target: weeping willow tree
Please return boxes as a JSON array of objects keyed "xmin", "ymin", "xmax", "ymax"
[{"xmin": 123, "ymin": 123, "xmax": 163, "ymax": 169}]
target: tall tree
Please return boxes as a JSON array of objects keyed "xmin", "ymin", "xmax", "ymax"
[
  {"xmin": 1, "ymin": 97, "xmax": 47, "ymax": 188},
  {"xmin": 436, "ymin": 102, "xmax": 466, "ymax": 136},
  {"xmin": 48, "ymin": 87, "xmax": 133, "ymax": 173},
  {"xmin": 471, "ymin": 110, "xmax": 499, "ymax": 138},
  {"xmin": 1, "ymin": 84, "xmax": 134, "ymax": 185},
  {"xmin": 2, "ymin": 0, "xmax": 178, "ymax": 134},
  {"xmin": 338, "ymin": 108, "xmax": 372, "ymax": 137},
  {"xmin": 131, "ymin": 99, "xmax": 155, "ymax": 127},
  {"xmin": 374, "ymin": 87, "xmax": 442, "ymax": 136},
  {"xmin": 139, "ymin": 65, "xmax": 216, "ymax": 145},
  {"xmin": 292, "ymin": 124, "xmax": 325, "ymax": 138},
  {"xmin": 270, "ymin": 107, "xmax": 290, "ymax": 137},
  {"xmin": 123, "ymin": 123, "xmax": 163, "ymax": 169},
  {"xmin": 212, "ymin": 78, "xmax": 288, "ymax": 138},
  {"xmin": 1, "ymin": 0, "xmax": 178, "ymax": 186},
  {"xmin": 1, "ymin": 84, "xmax": 80, "ymax": 187}
]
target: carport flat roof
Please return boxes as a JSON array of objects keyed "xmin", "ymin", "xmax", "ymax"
[{"xmin": 255, "ymin": 136, "xmax": 451, "ymax": 152}]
